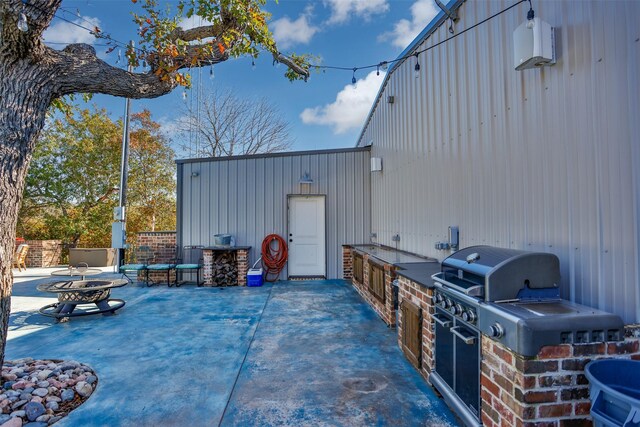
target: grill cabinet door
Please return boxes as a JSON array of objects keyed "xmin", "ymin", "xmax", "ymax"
[
  {"xmin": 368, "ymin": 262, "xmax": 385, "ymax": 303},
  {"xmin": 454, "ymin": 323, "xmax": 480, "ymax": 417},
  {"xmin": 401, "ymin": 300, "xmax": 422, "ymax": 369},
  {"xmin": 353, "ymin": 253, "xmax": 363, "ymax": 283}
]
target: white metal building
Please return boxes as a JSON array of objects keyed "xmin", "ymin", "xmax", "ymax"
[{"xmin": 357, "ymin": 0, "xmax": 639, "ymax": 324}]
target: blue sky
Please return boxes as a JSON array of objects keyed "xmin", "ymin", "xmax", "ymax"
[{"xmin": 45, "ymin": 0, "xmax": 441, "ymax": 156}]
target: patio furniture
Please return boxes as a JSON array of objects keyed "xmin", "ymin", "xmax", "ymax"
[
  {"xmin": 37, "ymin": 279, "xmax": 127, "ymax": 320},
  {"xmin": 12, "ymin": 244, "xmax": 29, "ymax": 271},
  {"xmin": 51, "ymin": 263, "xmax": 102, "ymax": 281},
  {"xmin": 174, "ymin": 245, "xmax": 204, "ymax": 286},
  {"xmin": 120, "ymin": 246, "xmax": 154, "ymax": 285}
]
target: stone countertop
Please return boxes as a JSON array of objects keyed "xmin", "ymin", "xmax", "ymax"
[
  {"xmin": 394, "ymin": 262, "xmax": 441, "ymax": 288},
  {"xmin": 203, "ymin": 246, "xmax": 251, "ymax": 251},
  {"xmin": 348, "ymin": 244, "xmax": 433, "ymax": 265}
]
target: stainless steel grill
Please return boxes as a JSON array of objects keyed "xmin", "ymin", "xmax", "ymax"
[{"xmin": 429, "ymin": 245, "xmax": 624, "ymax": 427}]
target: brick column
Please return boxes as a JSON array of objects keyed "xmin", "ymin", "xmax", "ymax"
[
  {"xmin": 342, "ymin": 246, "xmax": 352, "ymax": 279},
  {"xmin": 203, "ymin": 250, "xmax": 213, "ymax": 285},
  {"xmin": 137, "ymin": 231, "xmax": 177, "ymax": 282},
  {"xmin": 237, "ymin": 249, "xmax": 249, "ymax": 286},
  {"xmin": 25, "ymin": 240, "xmax": 62, "ymax": 267},
  {"xmin": 384, "ymin": 264, "xmax": 397, "ymax": 327}
]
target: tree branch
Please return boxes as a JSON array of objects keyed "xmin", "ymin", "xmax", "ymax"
[{"xmin": 50, "ymin": 44, "xmax": 177, "ymax": 99}]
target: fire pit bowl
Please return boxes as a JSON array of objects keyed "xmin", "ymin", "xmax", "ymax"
[{"xmin": 37, "ymin": 279, "xmax": 127, "ymax": 320}]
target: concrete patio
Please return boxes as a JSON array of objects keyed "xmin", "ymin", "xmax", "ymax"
[{"xmin": 8, "ymin": 269, "xmax": 458, "ymax": 426}]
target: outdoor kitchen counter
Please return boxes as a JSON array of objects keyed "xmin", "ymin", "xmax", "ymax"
[
  {"xmin": 349, "ymin": 244, "xmax": 433, "ymax": 265},
  {"xmin": 394, "ymin": 262, "xmax": 441, "ymax": 288}
]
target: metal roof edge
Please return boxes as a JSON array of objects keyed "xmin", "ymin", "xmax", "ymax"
[
  {"xmin": 175, "ymin": 145, "xmax": 371, "ymax": 164},
  {"xmin": 354, "ymin": 0, "xmax": 466, "ymax": 147}
]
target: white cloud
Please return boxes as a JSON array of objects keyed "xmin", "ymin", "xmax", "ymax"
[
  {"xmin": 300, "ymin": 71, "xmax": 385, "ymax": 134},
  {"xmin": 271, "ymin": 7, "xmax": 319, "ymax": 49},
  {"xmin": 178, "ymin": 15, "xmax": 213, "ymax": 31},
  {"xmin": 324, "ymin": 0, "xmax": 389, "ymax": 24},
  {"xmin": 44, "ymin": 16, "xmax": 101, "ymax": 45},
  {"xmin": 379, "ymin": 0, "xmax": 439, "ymax": 48}
]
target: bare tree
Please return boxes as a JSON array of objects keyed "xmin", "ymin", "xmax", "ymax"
[
  {"xmin": 0, "ymin": 0, "xmax": 309, "ymax": 366},
  {"xmin": 180, "ymin": 89, "xmax": 292, "ymax": 157}
]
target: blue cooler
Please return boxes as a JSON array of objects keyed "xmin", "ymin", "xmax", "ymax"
[{"xmin": 247, "ymin": 268, "xmax": 263, "ymax": 287}]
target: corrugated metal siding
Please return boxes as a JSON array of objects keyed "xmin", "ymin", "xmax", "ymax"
[
  {"xmin": 358, "ymin": 0, "xmax": 640, "ymax": 323},
  {"xmin": 177, "ymin": 149, "xmax": 371, "ymax": 279}
]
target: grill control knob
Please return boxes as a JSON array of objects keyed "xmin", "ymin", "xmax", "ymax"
[
  {"xmin": 489, "ymin": 323, "xmax": 505, "ymax": 338},
  {"xmin": 434, "ymin": 293, "xmax": 443, "ymax": 304},
  {"xmin": 462, "ymin": 309, "xmax": 477, "ymax": 323},
  {"xmin": 450, "ymin": 303, "xmax": 463, "ymax": 315},
  {"xmin": 443, "ymin": 298, "xmax": 453, "ymax": 309}
]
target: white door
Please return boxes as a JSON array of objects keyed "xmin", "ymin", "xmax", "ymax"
[{"xmin": 288, "ymin": 196, "xmax": 326, "ymax": 277}]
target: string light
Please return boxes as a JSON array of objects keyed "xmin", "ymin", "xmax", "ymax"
[
  {"xmin": 209, "ymin": 64, "xmax": 214, "ymax": 79},
  {"xmin": 414, "ymin": 53, "xmax": 420, "ymax": 78},
  {"xmin": 251, "ymin": 58, "xmax": 256, "ymax": 70},
  {"xmin": 17, "ymin": 1, "xmax": 29, "ymax": 33},
  {"xmin": 182, "ymin": 91, "xmax": 187, "ymax": 100},
  {"xmin": 36, "ymin": 0, "xmax": 527, "ymax": 81}
]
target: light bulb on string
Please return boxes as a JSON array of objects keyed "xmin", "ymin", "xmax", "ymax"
[
  {"xmin": 251, "ymin": 58, "xmax": 256, "ymax": 70},
  {"xmin": 209, "ymin": 65, "xmax": 214, "ymax": 79},
  {"xmin": 352, "ymin": 68, "xmax": 357, "ymax": 85},
  {"xmin": 380, "ymin": 61, "xmax": 388, "ymax": 72},
  {"xmin": 182, "ymin": 91, "xmax": 187, "ymax": 101},
  {"xmin": 376, "ymin": 65, "xmax": 380, "ymax": 76},
  {"xmin": 526, "ymin": 0, "xmax": 535, "ymax": 28},
  {"xmin": 17, "ymin": 1, "xmax": 28, "ymax": 33},
  {"xmin": 414, "ymin": 54, "xmax": 421, "ymax": 78}
]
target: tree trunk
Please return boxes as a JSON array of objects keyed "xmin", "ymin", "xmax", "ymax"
[{"xmin": 0, "ymin": 59, "xmax": 53, "ymax": 367}]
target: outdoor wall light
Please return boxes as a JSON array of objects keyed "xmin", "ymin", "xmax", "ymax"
[{"xmin": 299, "ymin": 172, "xmax": 314, "ymax": 185}]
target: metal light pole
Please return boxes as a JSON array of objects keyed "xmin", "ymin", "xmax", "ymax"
[{"xmin": 113, "ymin": 42, "xmax": 134, "ymax": 270}]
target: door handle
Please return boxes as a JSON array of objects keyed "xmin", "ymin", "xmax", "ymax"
[
  {"xmin": 450, "ymin": 326, "xmax": 476, "ymax": 345},
  {"xmin": 432, "ymin": 313, "xmax": 452, "ymax": 328}
]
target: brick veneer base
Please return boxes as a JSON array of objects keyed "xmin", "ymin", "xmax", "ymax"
[
  {"xmin": 396, "ymin": 276, "xmax": 640, "ymax": 427},
  {"xmin": 343, "ymin": 246, "xmax": 397, "ymax": 327},
  {"xmin": 203, "ymin": 249, "xmax": 249, "ymax": 286}
]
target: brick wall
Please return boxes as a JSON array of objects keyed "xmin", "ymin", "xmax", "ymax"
[
  {"xmin": 136, "ymin": 231, "xmax": 177, "ymax": 282},
  {"xmin": 343, "ymin": 246, "xmax": 397, "ymax": 327},
  {"xmin": 24, "ymin": 240, "xmax": 62, "ymax": 268}
]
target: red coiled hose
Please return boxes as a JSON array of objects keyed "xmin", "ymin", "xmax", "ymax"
[{"xmin": 261, "ymin": 234, "xmax": 288, "ymax": 282}]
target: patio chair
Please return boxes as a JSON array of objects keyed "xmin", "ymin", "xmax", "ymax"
[
  {"xmin": 12, "ymin": 244, "xmax": 29, "ymax": 271},
  {"xmin": 146, "ymin": 246, "xmax": 176, "ymax": 287},
  {"xmin": 119, "ymin": 246, "xmax": 154, "ymax": 285},
  {"xmin": 174, "ymin": 246, "xmax": 204, "ymax": 287}
]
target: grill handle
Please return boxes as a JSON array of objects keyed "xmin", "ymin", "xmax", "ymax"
[
  {"xmin": 432, "ymin": 313, "xmax": 452, "ymax": 328},
  {"xmin": 450, "ymin": 326, "xmax": 476, "ymax": 345}
]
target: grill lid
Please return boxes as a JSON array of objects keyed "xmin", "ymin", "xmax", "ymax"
[{"xmin": 439, "ymin": 246, "xmax": 561, "ymax": 301}]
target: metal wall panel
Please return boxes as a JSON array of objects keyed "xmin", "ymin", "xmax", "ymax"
[
  {"xmin": 358, "ymin": 0, "xmax": 640, "ymax": 323},
  {"xmin": 177, "ymin": 148, "xmax": 371, "ymax": 279}
]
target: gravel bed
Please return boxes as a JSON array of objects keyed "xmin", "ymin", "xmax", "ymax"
[{"xmin": 0, "ymin": 359, "xmax": 97, "ymax": 426}]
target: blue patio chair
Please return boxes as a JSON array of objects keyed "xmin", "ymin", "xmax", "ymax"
[
  {"xmin": 174, "ymin": 246, "xmax": 204, "ymax": 287},
  {"xmin": 120, "ymin": 246, "xmax": 154, "ymax": 285},
  {"xmin": 146, "ymin": 246, "xmax": 176, "ymax": 287}
]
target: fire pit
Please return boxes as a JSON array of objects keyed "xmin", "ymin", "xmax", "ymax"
[{"xmin": 37, "ymin": 279, "xmax": 127, "ymax": 320}]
